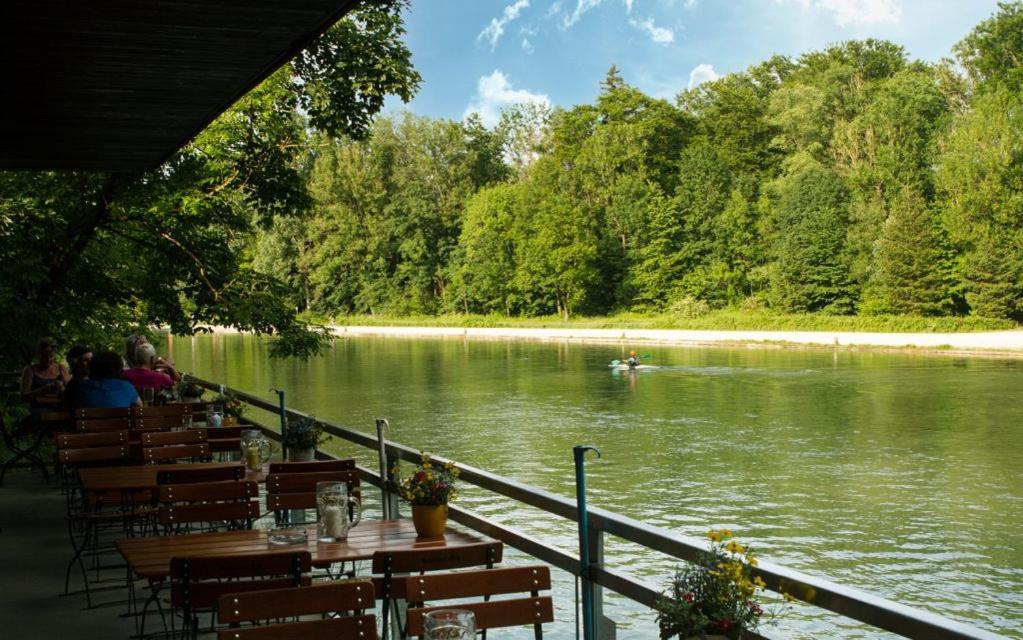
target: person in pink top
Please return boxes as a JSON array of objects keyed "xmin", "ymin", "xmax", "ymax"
[{"xmin": 121, "ymin": 342, "xmax": 176, "ymax": 392}]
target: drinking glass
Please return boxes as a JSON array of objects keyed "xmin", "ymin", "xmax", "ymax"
[
  {"xmin": 315, "ymin": 481, "xmax": 361, "ymax": 542},
  {"xmin": 423, "ymin": 609, "xmax": 475, "ymax": 640},
  {"xmin": 142, "ymin": 388, "xmax": 155, "ymax": 406}
]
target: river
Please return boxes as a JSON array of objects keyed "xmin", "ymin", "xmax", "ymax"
[{"xmin": 166, "ymin": 333, "xmax": 1023, "ymax": 639}]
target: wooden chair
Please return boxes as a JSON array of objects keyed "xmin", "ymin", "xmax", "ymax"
[
  {"xmin": 75, "ymin": 417, "xmax": 132, "ymax": 433},
  {"xmin": 156, "ymin": 480, "xmax": 259, "ymax": 534},
  {"xmin": 141, "ymin": 428, "xmax": 208, "ymax": 447},
  {"xmin": 205, "ymin": 426, "xmax": 245, "ymax": 456},
  {"xmin": 75, "ymin": 407, "xmax": 132, "ymax": 420},
  {"xmin": 134, "ymin": 414, "xmax": 187, "ymax": 431},
  {"xmin": 133, "ymin": 404, "xmax": 191, "ymax": 419},
  {"xmin": 267, "ymin": 459, "xmax": 356, "ymax": 474},
  {"xmin": 372, "ymin": 542, "xmax": 504, "ymax": 638},
  {"xmin": 265, "ymin": 470, "xmax": 360, "ymax": 515},
  {"xmin": 157, "ymin": 465, "xmax": 245, "ymax": 485},
  {"xmin": 170, "ymin": 551, "xmax": 312, "ymax": 639},
  {"xmin": 405, "ymin": 566, "xmax": 554, "ymax": 638},
  {"xmin": 216, "ymin": 580, "xmax": 377, "ymax": 640},
  {"xmin": 55, "ymin": 437, "xmax": 135, "ymax": 607},
  {"xmin": 142, "ymin": 442, "xmax": 210, "ymax": 464}
]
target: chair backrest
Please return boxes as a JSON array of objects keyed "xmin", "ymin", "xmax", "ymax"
[
  {"xmin": 141, "ymin": 428, "xmax": 207, "ymax": 446},
  {"xmin": 57, "ymin": 444, "xmax": 132, "ymax": 466},
  {"xmin": 75, "ymin": 417, "xmax": 132, "ymax": 433},
  {"xmin": 267, "ymin": 459, "xmax": 355, "ymax": 474},
  {"xmin": 142, "ymin": 443, "xmax": 210, "ymax": 464},
  {"xmin": 75, "ymin": 407, "xmax": 131, "ymax": 420},
  {"xmin": 372, "ymin": 542, "xmax": 504, "ymax": 575},
  {"xmin": 217, "ymin": 581, "xmax": 376, "ymax": 640},
  {"xmin": 170, "ymin": 551, "xmax": 311, "ymax": 610},
  {"xmin": 265, "ymin": 470, "xmax": 360, "ymax": 511},
  {"xmin": 133, "ymin": 415, "xmax": 186, "ymax": 431},
  {"xmin": 157, "ymin": 465, "xmax": 245, "ymax": 485},
  {"xmin": 157, "ymin": 480, "xmax": 260, "ymax": 530},
  {"xmin": 405, "ymin": 566, "xmax": 554, "ymax": 636},
  {"xmin": 217, "ymin": 615, "xmax": 375, "ymax": 640},
  {"xmin": 133, "ymin": 404, "xmax": 191, "ymax": 419},
  {"xmin": 56, "ymin": 429, "xmax": 128, "ymax": 449}
]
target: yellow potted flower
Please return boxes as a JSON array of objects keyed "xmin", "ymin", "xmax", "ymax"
[
  {"xmin": 655, "ymin": 529, "xmax": 775, "ymax": 640},
  {"xmin": 393, "ymin": 453, "xmax": 459, "ymax": 538}
]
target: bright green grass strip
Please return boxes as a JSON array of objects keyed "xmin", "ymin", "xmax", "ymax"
[{"xmin": 306, "ymin": 311, "xmax": 1016, "ymax": 333}]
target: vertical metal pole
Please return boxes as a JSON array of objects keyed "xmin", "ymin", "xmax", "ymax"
[
  {"xmin": 376, "ymin": 418, "xmax": 392, "ymax": 520},
  {"xmin": 272, "ymin": 389, "xmax": 288, "ymax": 460},
  {"xmin": 574, "ymin": 445, "xmax": 601, "ymax": 640}
]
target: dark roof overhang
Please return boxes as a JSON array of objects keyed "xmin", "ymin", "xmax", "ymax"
[{"xmin": 0, "ymin": 0, "xmax": 360, "ymax": 171}]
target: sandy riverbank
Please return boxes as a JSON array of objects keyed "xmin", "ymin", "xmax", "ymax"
[{"xmin": 317, "ymin": 325, "xmax": 1023, "ymax": 356}]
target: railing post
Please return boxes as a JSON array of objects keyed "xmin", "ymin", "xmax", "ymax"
[
  {"xmin": 272, "ymin": 388, "xmax": 288, "ymax": 460},
  {"xmin": 573, "ymin": 445, "xmax": 601, "ymax": 640},
  {"xmin": 376, "ymin": 418, "xmax": 398, "ymax": 520}
]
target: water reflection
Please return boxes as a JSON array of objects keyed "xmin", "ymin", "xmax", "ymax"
[{"xmin": 167, "ymin": 334, "xmax": 1023, "ymax": 639}]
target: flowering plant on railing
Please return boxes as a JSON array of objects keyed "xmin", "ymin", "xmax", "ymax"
[
  {"xmin": 392, "ymin": 453, "xmax": 459, "ymax": 506},
  {"xmin": 216, "ymin": 391, "xmax": 245, "ymax": 419},
  {"xmin": 655, "ymin": 529, "xmax": 776, "ymax": 639}
]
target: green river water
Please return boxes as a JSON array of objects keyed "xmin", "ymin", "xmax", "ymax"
[{"xmin": 166, "ymin": 333, "xmax": 1023, "ymax": 639}]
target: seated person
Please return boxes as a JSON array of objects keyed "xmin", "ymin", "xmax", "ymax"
[
  {"xmin": 76, "ymin": 351, "xmax": 140, "ymax": 408},
  {"xmin": 20, "ymin": 337, "xmax": 69, "ymax": 417},
  {"xmin": 122, "ymin": 343, "xmax": 176, "ymax": 393},
  {"xmin": 62, "ymin": 344, "xmax": 93, "ymax": 410},
  {"xmin": 123, "ymin": 333, "xmax": 149, "ymax": 370}
]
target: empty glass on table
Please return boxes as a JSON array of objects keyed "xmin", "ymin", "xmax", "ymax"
[{"xmin": 424, "ymin": 609, "xmax": 475, "ymax": 640}]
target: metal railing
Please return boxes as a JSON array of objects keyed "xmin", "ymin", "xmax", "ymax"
[{"xmin": 195, "ymin": 377, "xmax": 1007, "ymax": 640}]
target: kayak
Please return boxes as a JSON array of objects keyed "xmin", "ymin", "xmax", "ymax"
[{"xmin": 608, "ymin": 364, "xmax": 658, "ymax": 371}]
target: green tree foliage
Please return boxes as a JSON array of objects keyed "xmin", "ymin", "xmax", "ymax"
[
  {"xmin": 861, "ymin": 189, "xmax": 952, "ymax": 315},
  {"xmin": 0, "ymin": 0, "xmax": 420, "ymax": 365},
  {"xmin": 954, "ymin": 1, "xmax": 1023, "ymax": 91},
  {"xmin": 180, "ymin": 3, "xmax": 1023, "ymax": 329},
  {"xmin": 770, "ymin": 160, "xmax": 855, "ymax": 313}
]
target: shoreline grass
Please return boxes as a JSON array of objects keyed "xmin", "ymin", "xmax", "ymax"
[{"xmin": 307, "ymin": 311, "xmax": 1017, "ymax": 334}]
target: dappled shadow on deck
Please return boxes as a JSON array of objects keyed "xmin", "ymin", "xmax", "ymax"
[{"xmin": 0, "ymin": 469, "xmax": 136, "ymax": 638}]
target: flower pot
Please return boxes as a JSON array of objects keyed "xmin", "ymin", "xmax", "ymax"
[
  {"xmin": 411, "ymin": 504, "xmax": 448, "ymax": 538},
  {"xmin": 223, "ymin": 415, "xmax": 238, "ymax": 426},
  {"xmin": 288, "ymin": 447, "xmax": 315, "ymax": 462}
]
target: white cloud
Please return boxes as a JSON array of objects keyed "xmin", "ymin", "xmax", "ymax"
[
  {"xmin": 687, "ymin": 63, "xmax": 719, "ymax": 89},
  {"xmin": 522, "ymin": 37, "xmax": 535, "ymax": 53},
  {"xmin": 479, "ymin": 0, "xmax": 531, "ymax": 50},
  {"xmin": 560, "ymin": 0, "xmax": 604, "ymax": 29},
  {"xmin": 624, "ymin": 0, "xmax": 636, "ymax": 13},
  {"xmin": 464, "ymin": 70, "xmax": 551, "ymax": 128},
  {"xmin": 628, "ymin": 16, "xmax": 674, "ymax": 43},
  {"xmin": 780, "ymin": 0, "xmax": 902, "ymax": 26},
  {"xmin": 547, "ymin": 1, "xmax": 563, "ymax": 18}
]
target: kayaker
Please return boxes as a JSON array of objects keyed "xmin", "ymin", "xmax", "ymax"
[{"xmin": 627, "ymin": 351, "xmax": 640, "ymax": 368}]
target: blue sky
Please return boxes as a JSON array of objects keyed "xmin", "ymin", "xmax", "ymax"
[{"xmin": 384, "ymin": 0, "xmax": 1004, "ymax": 126}]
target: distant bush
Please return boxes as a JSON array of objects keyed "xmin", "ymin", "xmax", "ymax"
[{"xmin": 669, "ymin": 296, "xmax": 711, "ymax": 319}]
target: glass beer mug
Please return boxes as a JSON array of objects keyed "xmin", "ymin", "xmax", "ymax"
[
  {"xmin": 240, "ymin": 429, "xmax": 272, "ymax": 472},
  {"xmin": 315, "ymin": 481, "xmax": 361, "ymax": 543}
]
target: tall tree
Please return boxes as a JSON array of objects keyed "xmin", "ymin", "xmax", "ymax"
[
  {"xmin": 860, "ymin": 189, "xmax": 951, "ymax": 315},
  {"xmin": 770, "ymin": 160, "xmax": 855, "ymax": 313}
]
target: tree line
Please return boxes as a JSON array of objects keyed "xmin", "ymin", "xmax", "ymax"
[{"xmin": 255, "ymin": 2, "xmax": 1023, "ymax": 323}]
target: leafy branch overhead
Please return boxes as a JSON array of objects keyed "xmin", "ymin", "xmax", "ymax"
[{"xmin": 0, "ymin": 0, "xmax": 420, "ymax": 365}]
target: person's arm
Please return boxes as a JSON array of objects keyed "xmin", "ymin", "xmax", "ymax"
[
  {"xmin": 20, "ymin": 365, "xmax": 57, "ymax": 402},
  {"xmin": 58, "ymin": 363, "xmax": 70, "ymax": 384}
]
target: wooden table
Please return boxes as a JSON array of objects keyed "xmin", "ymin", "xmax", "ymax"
[
  {"xmin": 78, "ymin": 462, "xmax": 265, "ymax": 493},
  {"xmin": 117, "ymin": 519, "xmax": 485, "ymax": 580}
]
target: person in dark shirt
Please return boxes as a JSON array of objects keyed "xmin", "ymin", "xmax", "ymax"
[
  {"xmin": 63, "ymin": 344, "xmax": 92, "ymax": 410},
  {"xmin": 626, "ymin": 351, "xmax": 641, "ymax": 369},
  {"xmin": 76, "ymin": 350, "xmax": 140, "ymax": 409}
]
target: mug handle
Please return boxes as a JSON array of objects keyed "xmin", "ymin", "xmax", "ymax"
[{"xmin": 347, "ymin": 495, "xmax": 362, "ymax": 527}]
